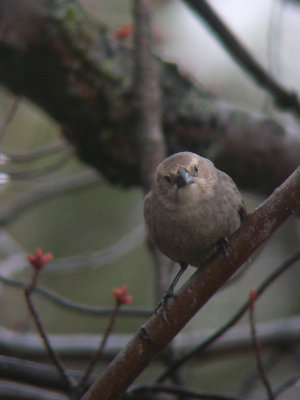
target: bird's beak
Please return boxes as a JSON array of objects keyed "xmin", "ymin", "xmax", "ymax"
[{"xmin": 176, "ymin": 167, "xmax": 195, "ymax": 188}]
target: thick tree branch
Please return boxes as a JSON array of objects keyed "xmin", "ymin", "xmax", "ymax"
[
  {"xmin": 0, "ymin": 0, "xmax": 299, "ymax": 193},
  {"xmin": 81, "ymin": 168, "xmax": 299, "ymax": 399}
]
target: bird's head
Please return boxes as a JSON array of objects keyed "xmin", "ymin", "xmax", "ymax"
[{"xmin": 154, "ymin": 152, "xmax": 217, "ymax": 205}]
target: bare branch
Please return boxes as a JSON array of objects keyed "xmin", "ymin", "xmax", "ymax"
[
  {"xmin": 272, "ymin": 374, "xmax": 300, "ymax": 399},
  {"xmin": 0, "ymin": 0, "xmax": 298, "ymax": 192},
  {"xmin": 126, "ymin": 383, "xmax": 244, "ymax": 400},
  {"xmin": 0, "ymin": 225, "xmax": 144, "ymax": 277},
  {"xmin": 0, "ymin": 97, "xmax": 20, "ymax": 140},
  {"xmin": 78, "ymin": 295, "xmax": 126, "ymax": 390},
  {"xmin": 0, "ymin": 381, "xmax": 67, "ymax": 400},
  {"xmin": 157, "ymin": 249, "xmax": 300, "ymax": 382},
  {"xmin": 1, "ymin": 315, "xmax": 299, "ymax": 362},
  {"xmin": 0, "ymin": 140, "xmax": 68, "ymax": 163},
  {"xmin": 0, "ymin": 354, "xmax": 92, "ymax": 392},
  {"xmin": 0, "ymin": 170, "xmax": 100, "ymax": 227},
  {"xmin": 48, "ymin": 224, "xmax": 145, "ymax": 272},
  {"xmin": 2, "ymin": 150, "xmax": 73, "ymax": 181},
  {"xmin": 0, "ymin": 275, "xmax": 152, "ymax": 318},
  {"xmin": 3, "ymin": 359, "xmax": 298, "ymax": 399},
  {"xmin": 183, "ymin": 0, "xmax": 300, "ymax": 115},
  {"xmin": 133, "ymin": 0, "xmax": 166, "ymax": 191},
  {"xmin": 82, "ymin": 168, "xmax": 300, "ymax": 399},
  {"xmin": 24, "ymin": 269, "xmax": 75, "ymax": 391},
  {"xmin": 249, "ymin": 290, "xmax": 274, "ymax": 399}
]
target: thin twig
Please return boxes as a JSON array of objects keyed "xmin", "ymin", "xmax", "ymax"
[
  {"xmin": 0, "ymin": 380, "xmax": 68, "ymax": 400},
  {"xmin": 48, "ymin": 224, "xmax": 145, "ymax": 271},
  {"xmin": 0, "ymin": 225, "xmax": 143, "ymax": 278},
  {"xmin": 272, "ymin": 374, "xmax": 300, "ymax": 399},
  {"xmin": 0, "ymin": 97, "xmax": 20, "ymax": 139},
  {"xmin": 237, "ymin": 348, "xmax": 283, "ymax": 397},
  {"xmin": 1, "ymin": 274, "xmax": 151, "ymax": 317},
  {"xmin": 0, "ymin": 354, "xmax": 94, "ymax": 392},
  {"xmin": 249, "ymin": 290, "xmax": 274, "ymax": 399},
  {"xmin": 267, "ymin": 0, "xmax": 283, "ymax": 82},
  {"xmin": 78, "ymin": 303, "xmax": 120, "ymax": 390},
  {"xmin": 183, "ymin": 0, "xmax": 300, "ymax": 116},
  {"xmin": 126, "ymin": 383, "xmax": 244, "ymax": 400},
  {"xmin": 0, "ymin": 169, "xmax": 100, "ymax": 227},
  {"xmin": 0, "ymin": 140, "xmax": 69, "ymax": 163},
  {"xmin": 24, "ymin": 269, "xmax": 75, "ymax": 392},
  {"xmin": 2, "ymin": 150, "xmax": 73, "ymax": 181},
  {"xmin": 156, "ymin": 250, "xmax": 300, "ymax": 382}
]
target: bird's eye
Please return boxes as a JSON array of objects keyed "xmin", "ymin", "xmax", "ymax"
[
  {"xmin": 164, "ymin": 175, "xmax": 171, "ymax": 183},
  {"xmin": 194, "ymin": 165, "xmax": 199, "ymax": 173}
]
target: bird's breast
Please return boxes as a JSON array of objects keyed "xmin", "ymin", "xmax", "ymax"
[{"xmin": 145, "ymin": 191, "xmax": 241, "ymax": 267}]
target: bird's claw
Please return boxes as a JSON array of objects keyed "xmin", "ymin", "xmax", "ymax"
[
  {"xmin": 214, "ymin": 236, "xmax": 230, "ymax": 260},
  {"xmin": 155, "ymin": 290, "xmax": 175, "ymax": 322}
]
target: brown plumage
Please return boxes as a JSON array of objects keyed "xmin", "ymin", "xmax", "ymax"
[{"xmin": 144, "ymin": 152, "xmax": 246, "ymax": 311}]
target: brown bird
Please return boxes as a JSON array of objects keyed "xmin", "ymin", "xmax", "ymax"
[{"xmin": 144, "ymin": 151, "xmax": 246, "ymax": 313}]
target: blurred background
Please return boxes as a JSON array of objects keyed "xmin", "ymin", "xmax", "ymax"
[{"xmin": 0, "ymin": 0, "xmax": 299, "ymax": 398}]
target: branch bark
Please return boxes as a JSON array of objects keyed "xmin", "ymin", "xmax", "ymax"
[
  {"xmin": 0, "ymin": 0, "xmax": 299, "ymax": 194},
  {"xmin": 133, "ymin": 0, "xmax": 166, "ymax": 191},
  {"xmin": 81, "ymin": 168, "xmax": 300, "ymax": 399}
]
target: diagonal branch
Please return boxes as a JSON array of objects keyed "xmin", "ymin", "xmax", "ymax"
[
  {"xmin": 183, "ymin": 0, "xmax": 300, "ymax": 116},
  {"xmin": 156, "ymin": 249, "xmax": 300, "ymax": 382},
  {"xmin": 82, "ymin": 167, "xmax": 300, "ymax": 399},
  {"xmin": 24, "ymin": 270, "xmax": 74, "ymax": 392}
]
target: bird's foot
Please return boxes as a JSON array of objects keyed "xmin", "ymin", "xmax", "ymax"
[
  {"xmin": 214, "ymin": 236, "xmax": 230, "ymax": 260},
  {"xmin": 155, "ymin": 289, "xmax": 175, "ymax": 322},
  {"xmin": 154, "ymin": 262, "xmax": 187, "ymax": 322}
]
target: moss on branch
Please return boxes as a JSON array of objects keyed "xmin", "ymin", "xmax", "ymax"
[{"xmin": 0, "ymin": 0, "xmax": 299, "ymax": 192}]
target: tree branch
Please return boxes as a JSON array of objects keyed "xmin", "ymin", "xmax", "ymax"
[
  {"xmin": 81, "ymin": 168, "xmax": 300, "ymax": 399},
  {"xmin": 1, "ymin": 315, "xmax": 299, "ymax": 362},
  {"xmin": 0, "ymin": 276, "xmax": 151, "ymax": 319},
  {"xmin": 0, "ymin": 170, "xmax": 100, "ymax": 227},
  {"xmin": 0, "ymin": 381, "xmax": 67, "ymax": 400},
  {"xmin": 183, "ymin": 0, "xmax": 300, "ymax": 115},
  {"xmin": 249, "ymin": 290, "xmax": 274, "ymax": 399},
  {"xmin": 0, "ymin": 0, "xmax": 299, "ymax": 193},
  {"xmin": 126, "ymin": 383, "xmax": 244, "ymax": 400},
  {"xmin": 157, "ymin": 249, "xmax": 300, "ymax": 382},
  {"xmin": 0, "ymin": 355, "xmax": 92, "ymax": 392},
  {"xmin": 133, "ymin": 0, "xmax": 166, "ymax": 190}
]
